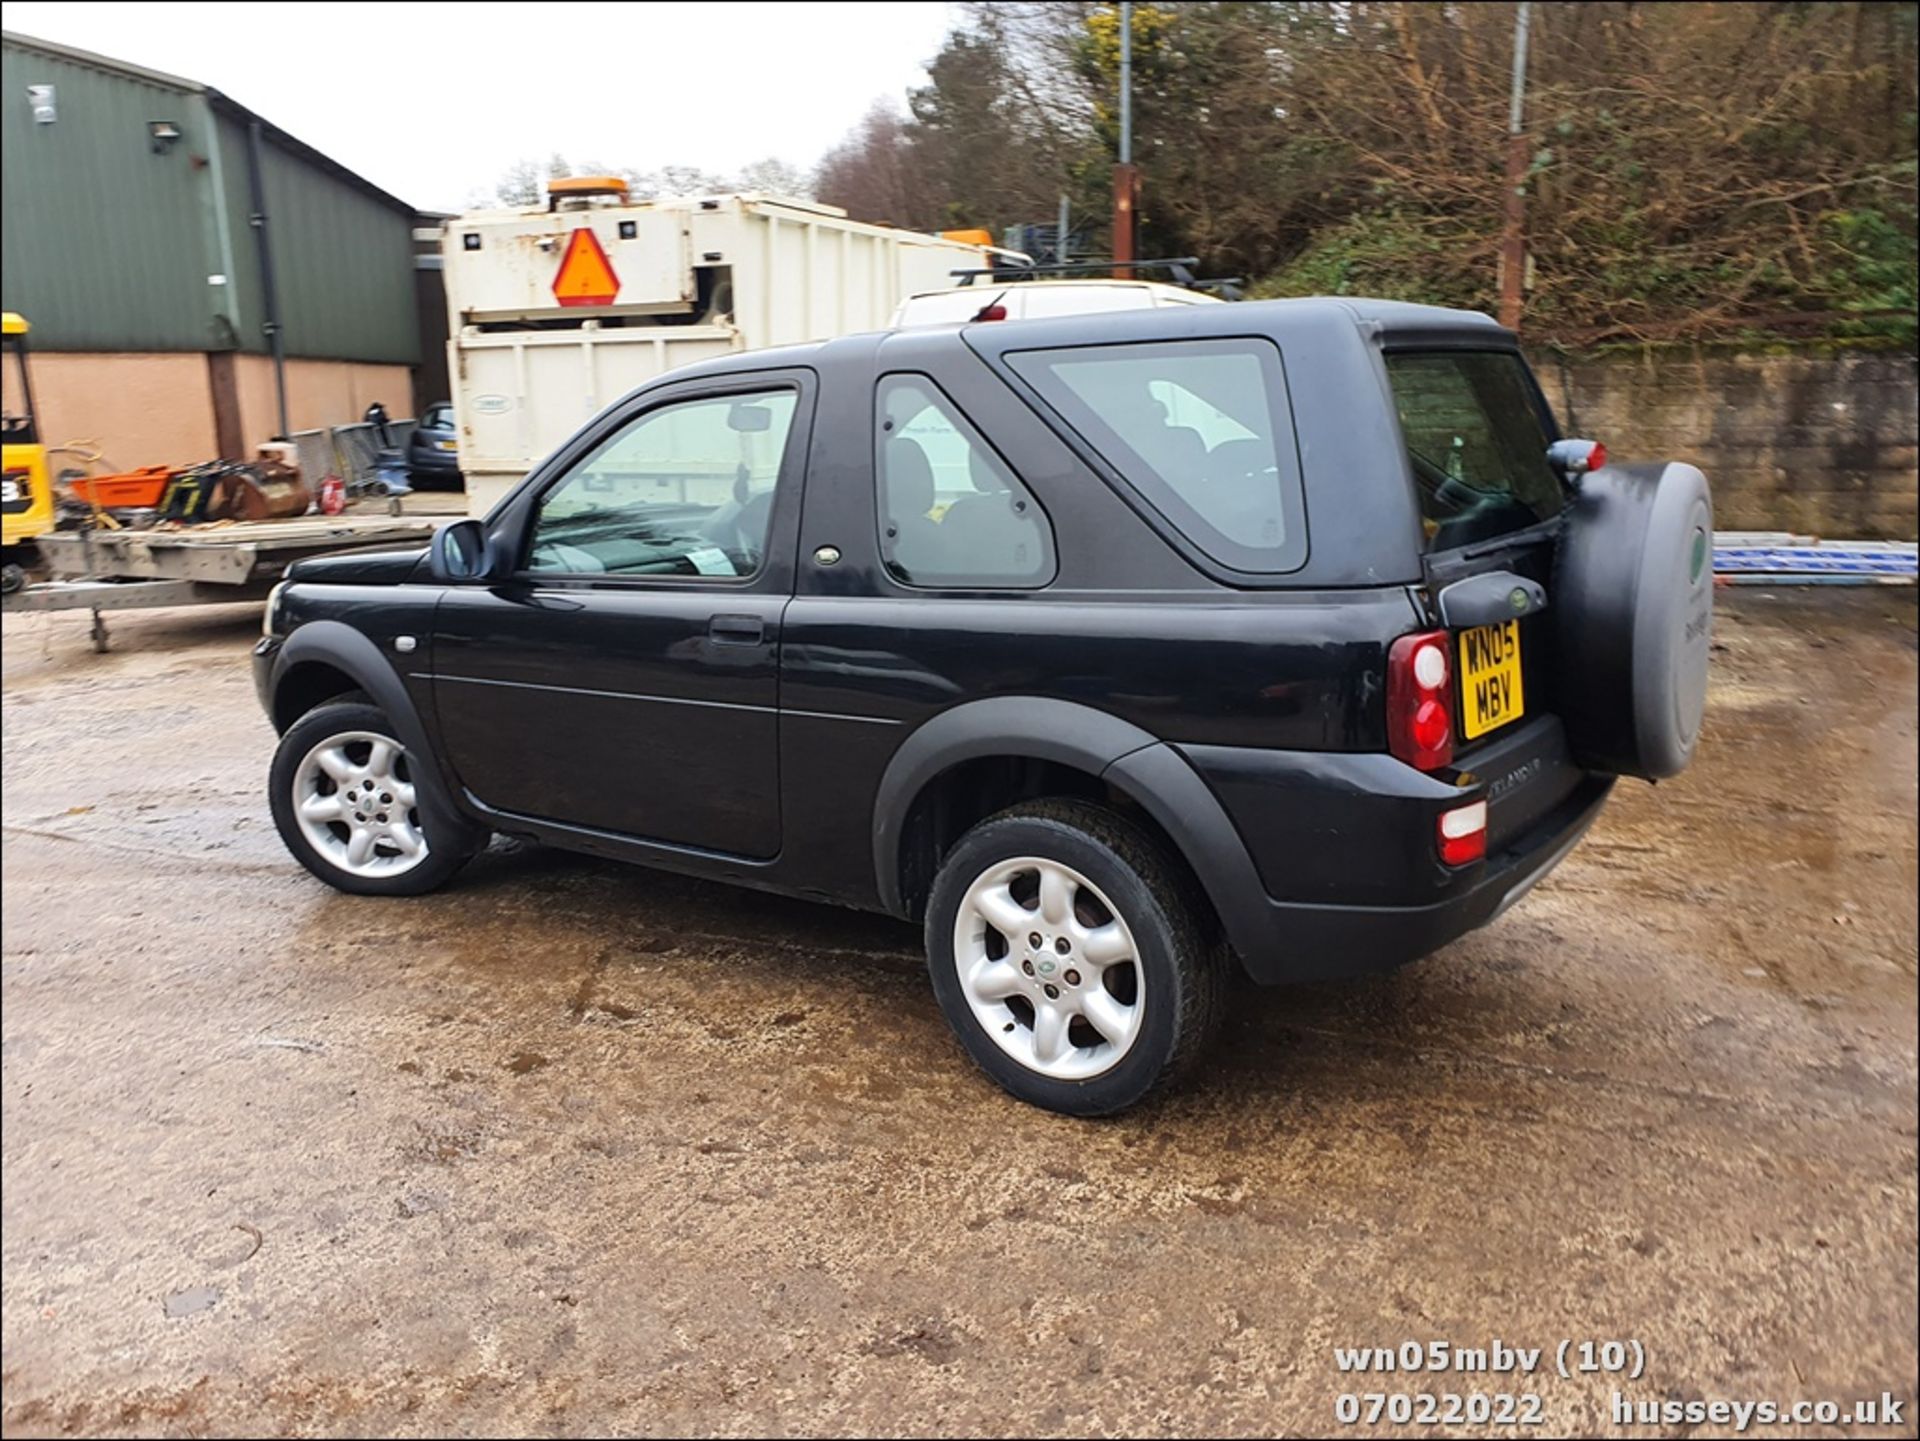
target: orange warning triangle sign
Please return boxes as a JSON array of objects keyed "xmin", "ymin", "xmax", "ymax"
[{"xmin": 552, "ymin": 227, "xmax": 620, "ymax": 307}]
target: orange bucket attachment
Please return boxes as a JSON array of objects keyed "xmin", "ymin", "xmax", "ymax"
[{"xmin": 63, "ymin": 465, "xmax": 175, "ymax": 508}]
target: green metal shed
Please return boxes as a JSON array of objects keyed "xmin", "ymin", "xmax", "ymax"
[{"xmin": 1, "ymin": 29, "xmax": 419, "ymax": 367}]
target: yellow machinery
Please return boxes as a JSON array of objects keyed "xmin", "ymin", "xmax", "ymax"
[{"xmin": 2, "ymin": 312, "xmax": 55, "ymax": 593}]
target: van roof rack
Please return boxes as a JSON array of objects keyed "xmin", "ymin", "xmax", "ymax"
[{"xmin": 948, "ymin": 257, "xmax": 1243, "ymax": 300}]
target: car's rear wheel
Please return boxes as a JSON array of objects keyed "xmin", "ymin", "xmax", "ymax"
[
  {"xmin": 924, "ymin": 799, "xmax": 1223, "ymax": 1115},
  {"xmin": 269, "ymin": 700, "xmax": 479, "ymax": 896}
]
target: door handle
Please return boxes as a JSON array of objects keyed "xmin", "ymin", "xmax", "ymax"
[{"xmin": 707, "ymin": 614, "xmax": 766, "ymax": 645}]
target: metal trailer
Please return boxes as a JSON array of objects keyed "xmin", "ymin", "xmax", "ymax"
[
  {"xmin": 4, "ymin": 513, "xmax": 443, "ymax": 650},
  {"xmin": 442, "ymin": 190, "xmax": 1020, "ymax": 514}
]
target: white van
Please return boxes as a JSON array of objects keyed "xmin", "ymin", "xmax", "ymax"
[{"xmin": 891, "ymin": 279, "xmax": 1223, "ymax": 329}]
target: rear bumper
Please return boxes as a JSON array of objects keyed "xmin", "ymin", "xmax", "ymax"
[
  {"xmin": 408, "ymin": 446, "xmax": 460, "ymax": 475},
  {"xmin": 1177, "ymin": 716, "xmax": 1612, "ymax": 983},
  {"xmin": 1225, "ymin": 776, "xmax": 1610, "ymax": 982}
]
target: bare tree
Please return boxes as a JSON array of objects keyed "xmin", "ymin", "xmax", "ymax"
[
  {"xmin": 810, "ymin": 0, "xmax": 1916, "ymax": 345},
  {"xmin": 813, "ymin": 102, "xmax": 937, "ymax": 229},
  {"xmin": 737, "ymin": 158, "xmax": 814, "ymax": 200},
  {"xmin": 483, "ymin": 152, "xmax": 574, "ymax": 208}
]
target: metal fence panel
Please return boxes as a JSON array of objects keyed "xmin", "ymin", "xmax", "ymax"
[{"xmin": 287, "ymin": 419, "xmax": 415, "ymax": 486}]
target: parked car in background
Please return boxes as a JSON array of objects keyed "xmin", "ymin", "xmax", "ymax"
[{"xmin": 407, "ymin": 402, "xmax": 460, "ymax": 486}]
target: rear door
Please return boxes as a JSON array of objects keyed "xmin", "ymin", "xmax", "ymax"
[
  {"xmin": 429, "ymin": 370, "xmax": 814, "ymax": 858},
  {"xmin": 1382, "ymin": 346, "xmax": 1581, "ymax": 837}
]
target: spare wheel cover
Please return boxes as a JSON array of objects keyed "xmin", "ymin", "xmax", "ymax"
[{"xmin": 1554, "ymin": 461, "xmax": 1713, "ymax": 780}]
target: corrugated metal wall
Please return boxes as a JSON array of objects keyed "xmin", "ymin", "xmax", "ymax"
[
  {"xmin": 2, "ymin": 36, "xmax": 419, "ymax": 365},
  {"xmin": 233, "ymin": 119, "xmax": 418, "ymax": 364},
  {"xmin": 0, "ymin": 44, "xmax": 230, "ymax": 351}
]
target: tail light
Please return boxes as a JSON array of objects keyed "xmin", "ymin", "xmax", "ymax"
[
  {"xmin": 1387, "ymin": 629, "xmax": 1454, "ymax": 771},
  {"xmin": 1437, "ymin": 799, "xmax": 1488, "ymax": 866},
  {"xmin": 972, "ymin": 303, "xmax": 1008, "ymax": 322}
]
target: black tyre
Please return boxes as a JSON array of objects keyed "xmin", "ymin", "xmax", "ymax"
[
  {"xmin": 924, "ymin": 799, "xmax": 1224, "ymax": 1116},
  {"xmin": 269, "ymin": 700, "xmax": 480, "ymax": 896}
]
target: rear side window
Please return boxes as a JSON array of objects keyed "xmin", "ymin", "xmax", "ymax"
[
  {"xmin": 876, "ymin": 375, "xmax": 1054, "ymax": 589},
  {"xmin": 1008, "ymin": 338, "xmax": 1306, "ymax": 574},
  {"xmin": 1384, "ymin": 351, "xmax": 1565, "ymax": 552}
]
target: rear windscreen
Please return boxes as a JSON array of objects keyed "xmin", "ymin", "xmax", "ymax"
[{"xmin": 1384, "ymin": 351, "xmax": 1565, "ymax": 552}]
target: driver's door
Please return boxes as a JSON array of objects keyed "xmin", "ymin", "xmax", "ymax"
[{"xmin": 429, "ymin": 371, "xmax": 812, "ymax": 858}]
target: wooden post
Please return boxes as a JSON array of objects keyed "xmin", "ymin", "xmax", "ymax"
[
  {"xmin": 207, "ymin": 351, "xmax": 244, "ymax": 460},
  {"xmin": 1112, "ymin": 165, "xmax": 1138, "ymax": 272}
]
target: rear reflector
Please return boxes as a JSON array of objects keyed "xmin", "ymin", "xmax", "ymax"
[{"xmin": 1437, "ymin": 799, "xmax": 1488, "ymax": 866}]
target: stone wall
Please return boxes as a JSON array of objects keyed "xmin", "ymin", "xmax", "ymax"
[{"xmin": 1531, "ymin": 348, "xmax": 1918, "ymax": 539}]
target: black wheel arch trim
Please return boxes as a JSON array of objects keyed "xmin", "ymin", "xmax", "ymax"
[
  {"xmin": 270, "ymin": 621, "xmax": 485, "ymax": 848},
  {"xmin": 1101, "ymin": 743, "xmax": 1273, "ymax": 973},
  {"xmin": 871, "ymin": 696, "xmax": 1269, "ymax": 967}
]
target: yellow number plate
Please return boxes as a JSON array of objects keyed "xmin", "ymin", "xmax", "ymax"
[{"xmin": 1458, "ymin": 620, "xmax": 1524, "ymax": 740}]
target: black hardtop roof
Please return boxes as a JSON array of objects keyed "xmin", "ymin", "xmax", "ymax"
[
  {"xmin": 656, "ymin": 296, "xmax": 1508, "ymax": 390},
  {"xmin": 945, "ymin": 294, "xmax": 1515, "ymax": 366}
]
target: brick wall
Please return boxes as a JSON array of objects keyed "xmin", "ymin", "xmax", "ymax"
[{"xmin": 1530, "ymin": 349, "xmax": 1918, "ymax": 539}]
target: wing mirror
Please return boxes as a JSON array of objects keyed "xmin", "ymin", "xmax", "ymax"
[
  {"xmin": 727, "ymin": 401, "xmax": 773, "ymax": 433},
  {"xmin": 1547, "ymin": 438, "xmax": 1608, "ymax": 479},
  {"xmin": 429, "ymin": 518, "xmax": 496, "ymax": 583}
]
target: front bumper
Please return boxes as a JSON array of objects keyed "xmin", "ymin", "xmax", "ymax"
[{"xmin": 252, "ymin": 635, "xmax": 281, "ymax": 720}]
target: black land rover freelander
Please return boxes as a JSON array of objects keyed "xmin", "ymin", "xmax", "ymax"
[{"xmin": 255, "ymin": 299, "xmax": 1713, "ymax": 1114}]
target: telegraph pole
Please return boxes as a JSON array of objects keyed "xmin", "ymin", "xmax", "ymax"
[
  {"xmin": 1112, "ymin": 0, "xmax": 1138, "ymax": 275},
  {"xmin": 1498, "ymin": 1, "xmax": 1532, "ymax": 331}
]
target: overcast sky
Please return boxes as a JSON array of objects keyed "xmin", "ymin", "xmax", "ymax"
[{"xmin": 6, "ymin": 1, "xmax": 957, "ymax": 212}]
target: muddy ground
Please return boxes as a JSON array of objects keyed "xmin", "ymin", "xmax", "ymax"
[{"xmin": 2, "ymin": 590, "xmax": 1915, "ymax": 1438}]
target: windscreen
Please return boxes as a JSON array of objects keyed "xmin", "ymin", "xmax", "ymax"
[
  {"xmin": 1384, "ymin": 351, "xmax": 1565, "ymax": 552},
  {"xmin": 2, "ymin": 339, "xmax": 34, "ymax": 445}
]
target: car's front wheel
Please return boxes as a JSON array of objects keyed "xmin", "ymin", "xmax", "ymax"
[
  {"xmin": 268, "ymin": 699, "xmax": 479, "ymax": 896},
  {"xmin": 924, "ymin": 799, "xmax": 1224, "ymax": 1115}
]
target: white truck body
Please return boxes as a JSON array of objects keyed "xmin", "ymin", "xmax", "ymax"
[{"xmin": 443, "ymin": 194, "xmax": 1004, "ymax": 513}]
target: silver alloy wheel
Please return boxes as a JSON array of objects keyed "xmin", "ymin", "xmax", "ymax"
[
  {"xmin": 290, "ymin": 729, "xmax": 429, "ymax": 879},
  {"xmin": 953, "ymin": 855, "xmax": 1145, "ymax": 1081}
]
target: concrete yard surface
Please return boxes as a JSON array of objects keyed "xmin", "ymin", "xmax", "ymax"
[{"xmin": 2, "ymin": 591, "xmax": 1915, "ymax": 1438}]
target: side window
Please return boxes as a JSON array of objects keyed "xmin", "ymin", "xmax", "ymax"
[
  {"xmin": 876, "ymin": 374, "xmax": 1054, "ymax": 589},
  {"xmin": 526, "ymin": 390, "xmax": 797, "ymax": 578},
  {"xmin": 1007, "ymin": 338, "xmax": 1307, "ymax": 574}
]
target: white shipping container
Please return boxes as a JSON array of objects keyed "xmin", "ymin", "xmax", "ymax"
[{"xmin": 444, "ymin": 192, "xmax": 1007, "ymax": 513}]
